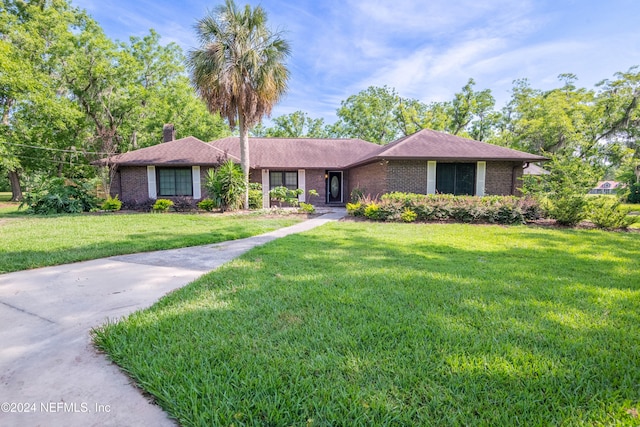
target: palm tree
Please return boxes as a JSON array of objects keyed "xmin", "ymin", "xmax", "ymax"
[{"xmin": 188, "ymin": 0, "xmax": 290, "ymax": 209}]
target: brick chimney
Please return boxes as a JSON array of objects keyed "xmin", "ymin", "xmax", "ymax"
[{"xmin": 162, "ymin": 124, "xmax": 175, "ymax": 142}]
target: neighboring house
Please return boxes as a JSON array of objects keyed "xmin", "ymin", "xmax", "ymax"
[
  {"xmin": 589, "ymin": 181, "xmax": 622, "ymax": 195},
  {"xmin": 98, "ymin": 127, "xmax": 548, "ymax": 208}
]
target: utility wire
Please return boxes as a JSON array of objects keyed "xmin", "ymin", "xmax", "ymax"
[{"xmin": 1, "ymin": 141, "xmax": 112, "ymax": 156}]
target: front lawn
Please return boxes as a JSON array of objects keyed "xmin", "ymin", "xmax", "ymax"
[
  {"xmin": 94, "ymin": 222, "xmax": 640, "ymax": 426},
  {"xmin": 0, "ymin": 213, "xmax": 301, "ymax": 273}
]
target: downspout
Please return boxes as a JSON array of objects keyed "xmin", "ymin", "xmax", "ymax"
[{"xmin": 511, "ymin": 163, "xmax": 521, "ymax": 195}]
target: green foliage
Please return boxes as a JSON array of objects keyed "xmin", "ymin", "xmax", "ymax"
[
  {"xmin": 204, "ymin": 160, "xmax": 247, "ymax": 212},
  {"xmin": 197, "ymin": 198, "xmax": 216, "ymax": 212},
  {"xmin": 350, "ymin": 188, "xmax": 364, "ymax": 203},
  {"xmin": 345, "ymin": 201, "xmax": 364, "ymax": 216},
  {"xmin": 350, "ymin": 192, "xmax": 541, "ymax": 225},
  {"xmin": 0, "ymin": 214, "xmax": 300, "ymax": 273},
  {"xmin": 93, "ymin": 222, "xmax": 640, "ymax": 426},
  {"xmin": 548, "ymin": 193, "xmax": 587, "ymax": 226},
  {"xmin": 260, "ymin": 111, "xmax": 328, "ymax": 138},
  {"xmin": 298, "ymin": 202, "xmax": 315, "ymax": 213},
  {"xmin": 400, "ymin": 208, "xmax": 417, "ymax": 222},
  {"xmin": 101, "ymin": 195, "xmax": 122, "ymax": 211},
  {"xmin": 269, "ymin": 186, "xmax": 303, "ymax": 207},
  {"xmin": 627, "ymin": 182, "xmax": 640, "ymax": 203},
  {"xmin": 248, "ymin": 182, "xmax": 263, "ymax": 210},
  {"xmin": 152, "ymin": 199, "xmax": 173, "ymax": 212},
  {"xmin": 363, "ymin": 202, "xmax": 383, "ymax": 220},
  {"xmin": 587, "ymin": 197, "xmax": 638, "ymax": 229},
  {"xmin": 21, "ymin": 177, "xmax": 99, "ymax": 215}
]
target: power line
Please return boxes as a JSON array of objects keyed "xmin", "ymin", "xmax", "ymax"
[
  {"xmin": 1, "ymin": 141, "xmax": 111, "ymax": 156},
  {"xmin": 12, "ymin": 154, "xmax": 95, "ymax": 166}
]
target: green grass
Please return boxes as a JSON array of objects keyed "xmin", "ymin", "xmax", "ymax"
[
  {"xmin": 93, "ymin": 222, "xmax": 640, "ymax": 426},
  {"xmin": 0, "ymin": 192, "xmax": 11, "ymax": 202},
  {"xmin": 0, "ymin": 213, "xmax": 300, "ymax": 273}
]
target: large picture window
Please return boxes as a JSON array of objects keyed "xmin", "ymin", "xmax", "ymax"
[
  {"xmin": 436, "ymin": 163, "xmax": 475, "ymax": 195},
  {"xmin": 269, "ymin": 171, "xmax": 298, "ymax": 190},
  {"xmin": 157, "ymin": 168, "xmax": 193, "ymax": 196}
]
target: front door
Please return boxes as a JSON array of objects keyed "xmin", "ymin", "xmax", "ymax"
[{"xmin": 327, "ymin": 171, "xmax": 343, "ymax": 203}]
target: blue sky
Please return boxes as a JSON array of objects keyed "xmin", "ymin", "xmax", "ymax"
[{"xmin": 73, "ymin": 0, "xmax": 640, "ymax": 124}]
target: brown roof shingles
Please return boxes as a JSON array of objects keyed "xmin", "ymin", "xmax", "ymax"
[
  {"xmin": 210, "ymin": 137, "xmax": 380, "ymax": 169},
  {"xmin": 97, "ymin": 129, "xmax": 547, "ymax": 169},
  {"xmin": 94, "ymin": 136, "xmax": 239, "ymax": 166},
  {"xmin": 348, "ymin": 129, "xmax": 548, "ymax": 167}
]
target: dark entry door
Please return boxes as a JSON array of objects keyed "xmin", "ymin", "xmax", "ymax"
[{"xmin": 327, "ymin": 171, "xmax": 343, "ymax": 203}]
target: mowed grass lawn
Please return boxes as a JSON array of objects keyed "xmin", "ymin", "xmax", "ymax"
[
  {"xmin": 0, "ymin": 206, "xmax": 300, "ymax": 273},
  {"xmin": 94, "ymin": 222, "xmax": 640, "ymax": 426}
]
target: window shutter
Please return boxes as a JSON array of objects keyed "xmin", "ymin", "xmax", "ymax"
[
  {"xmin": 192, "ymin": 166, "xmax": 201, "ymax": 199},
  {"xmin": 262, "ymin": 169, "xmax": 270, "ymax": 208},
  {"xmin": 476, "ymin": 161, "xmax": 486, "ymax": 196},
  {"xmin": 147, "ymin": 166, "xmax": 157, "ymax": 199},
  {"xmin": 426, "ymin": 161, "xmax": 437, "ymax": 194},
  {"xmin": 298, "ymin": 169, "xmax": 306, "ymax": 202}
]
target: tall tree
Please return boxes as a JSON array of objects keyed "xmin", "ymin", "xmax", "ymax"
[
  {"xmin": 0, "ymin": 0, "xmax": 89, "ymax": 200},
  {"xmin": 262, "ymin": 111, "xmax": 327, "ymax": 138},
  {"xmin": 188, "ymin": 0, "xmax": 290, "ymax": 208},
  {"xmin": 334, "ymin": 86, "xmax": 401, "ymax": 144}
]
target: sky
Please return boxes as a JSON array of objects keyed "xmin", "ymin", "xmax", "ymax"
[{"xmin": 73, "ymin": 0, "xmax": 640, "ymax": 124}]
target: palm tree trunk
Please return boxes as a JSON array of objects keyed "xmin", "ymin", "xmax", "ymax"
[{"xmin": 238, "ymin": 114, "xmax": 250, "ymax": 210}]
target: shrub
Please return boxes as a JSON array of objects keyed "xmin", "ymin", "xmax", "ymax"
[
  {"xmin": 298, "ymin": 202, "xmax": 316, "ymax": 213},
  {"xmin": 270, "ymin": 186, "xmax": 303, "ymax": 207},
  {"xmin": 153, "ymin": 199, "xmax": 173, "ymax": 213},
  {"xmin": 121, "ymin": 198, "xmax": 155, "ymax": 212},
  {"xmin": 197, "ymin": 198, "xmax": 216, "ymax": 212},
  {"xmin": 348, "ymin": 193, "xmax": 541, "ymax": 225},
  {"xmin": 101, "ymin": 195, "xmax": 122, "ymax": 211},
  {"xmin": 350, "ymin": 188, "xmax": 364, "ymax": 203},
  {"xmin": 346, "ymin": 201, "xmax": 364, "ymax": 217},
  {"xmin": 364, "ymin": 203, "xmax": 382, "ymax": 220},
  {"xmin": 249, "ymin": 182, "xmax": 263, "ymax": 210},
  {"xmin": 628, "ymin": 182, "xmax": 640, "ymax": 203},
  {"xmin": 172, "ymin": 196, "xmax": 195, "ymax": 212},
  {"xmin": 205, "ymin": 160, "xmax": 246, "ymax": 212},
  {"xmin": 400, "ymin": 208, "xmax": 417, "ymax": 223},
  {"xmin": 548, "ymin": 192, "xmax": 587, "ymax": 226},
  {"xmin": 21, "ymin": 177, "xmax": 99, "ymax": 215},
  {"xmin": 587, "ymin": 197, "xmax": 638, "ymax": 229}
]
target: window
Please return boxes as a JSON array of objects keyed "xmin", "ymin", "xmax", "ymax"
[
  {"xmin": 269, "ymin": 171, "xmax": 298, "ymax": 190},
  {"xmin": 436, "ymin": 163, "xmax": 476, "ymax": 195},
  {"xmin": 157, "ymin": 168, "xmax": 193, "ymax": 196}
]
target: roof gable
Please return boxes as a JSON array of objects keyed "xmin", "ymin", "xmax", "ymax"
[
  {"xmin": 96, "ymin": 136, "xmax": 238, "ymax": 166},
  {"xmin": 349, "ymin": 129, "xmax": 548, "ymax": 166}
]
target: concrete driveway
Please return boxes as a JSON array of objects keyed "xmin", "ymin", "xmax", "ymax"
[{"xmin": 0, "ymin": 210, "xmax": 344, "ymax": 427}]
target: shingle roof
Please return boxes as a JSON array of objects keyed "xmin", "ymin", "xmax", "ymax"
[
  {"xmin": 209, "ymin": 137, "xmax": 380, "ymax": 169},
  {"xmin": 348, "ymin": 128, "xmax": 548, "ymax": 167},
  {"xmin": 97, "ymin": 129, "xmax": 548, "ymax": 169},
  {"xmin": 94, "ymin": 136, "xmax": 239, "ymax": 166}
]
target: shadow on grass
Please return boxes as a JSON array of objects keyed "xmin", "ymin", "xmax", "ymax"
[
  {"xmin": 0, "ymin": 218, "xmax": 299, "ymax": 273},
  {"xmin": 94, "ymin": 222, "xmax": 640, "ymax": 426}
]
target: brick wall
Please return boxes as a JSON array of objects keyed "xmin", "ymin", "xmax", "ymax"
[
  {"xmin": 348, "ymin": 162, "xmax": 388, "ymax": 199},
  {"xmin": 305, "ymin": 169, "xmax": 329, "ymax": 206},
  {"xmin": 114, "ymin": 167, "xmax": 149, "ymax": 202},
  {"xmin": 485, "ymin": 161, "xmax": 522, "ymax": 195},
  {"xmin": 387, "ymin": 160, "xmax": 428, "ymax": 194}
]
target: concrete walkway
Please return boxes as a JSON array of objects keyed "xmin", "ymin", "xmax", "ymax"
[{"xmin": 0, "ymin": 210, "xmax": 345, "ymax": 427}]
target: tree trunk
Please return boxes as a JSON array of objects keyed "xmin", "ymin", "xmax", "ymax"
[
  {"xmin": 238, "ymin": 115, "xmax": 250, "ymax": 210},
  {"xmin": 8, "ymin": 170, "xmax": 22, "ymax": 202}
]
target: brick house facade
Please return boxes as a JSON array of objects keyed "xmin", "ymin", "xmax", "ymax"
[{"xmin": 99, "ymin": 128, "xmax": 546, "ymax": 207}]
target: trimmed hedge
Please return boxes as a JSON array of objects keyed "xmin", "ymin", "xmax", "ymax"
[{"xmin": 347, "ymin": 192, "xmax": 541, "ymax": 225}]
